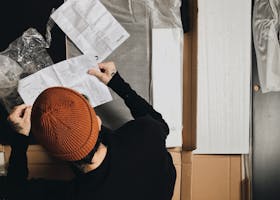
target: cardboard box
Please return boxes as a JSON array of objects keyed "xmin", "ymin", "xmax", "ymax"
[
  {"xmin": 191, "ymin": 155, "xmax": 242, "ymax": 200},
  {"xmin": 169, "ymin": 148, "xmax": 182, "ymax": 200},
  {"xmin": 180, "ymin": 153, "xmax": 242, "ymax": 200},
  {"xmin": 181, "ymin": 151, "xmax": 193, "ymax": 200}
]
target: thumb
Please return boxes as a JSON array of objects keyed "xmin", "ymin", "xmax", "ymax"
[
  {"xmin": 23, "ymin": 107, "xmax": 32, "ymax": 121},
  {"xmin": 88, "ymin": 68, "xmax": 104, "ymax": 79}
]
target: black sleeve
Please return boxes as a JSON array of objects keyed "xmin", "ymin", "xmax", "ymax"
[
  {"xmin": 7, "ymin": 133, "xmax": 29, "ymax": 185},
  {"xmin": 6, "ymin": 133, "xmax": 30, "ymax": 199},
  {"xmin": 6, "ymin": 133, "xmax": 76, "ymax": 200},
  {"xmin": 107, "ymin": 72, "xmax": 169, "ymax": 137}
]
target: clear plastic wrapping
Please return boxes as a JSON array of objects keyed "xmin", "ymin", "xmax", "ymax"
[
  {"xmin": 0, "ymin": 55, "xmax": 23, "ymax": 97},
  {"xmin": 253, "ymin": 0, "xmax": 280, "ymax": 93},
  {"xmin": 0, "ymin": 28, "xmax": 54, "ymax": 111}
]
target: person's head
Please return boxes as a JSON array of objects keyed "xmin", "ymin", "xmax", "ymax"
[{"xmin": 31, "ymin": 87, "xmax": 102, "ymax": 166}]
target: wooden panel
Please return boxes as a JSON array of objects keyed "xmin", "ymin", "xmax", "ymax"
[
  {"xmin": 195, "ymin": 0, "xmax": 251, "ymax": 154},
  {"xmin": 152, "ymin": 29, "xmax": 183, "ymax": 147},
  {"xmin": 182, "ymin": 0, "xmax": 198, "ymax": 151}
]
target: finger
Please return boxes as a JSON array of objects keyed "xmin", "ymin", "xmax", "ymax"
[
  {"xmin": 97, "ymin": 64, "xmax": 106, "ymax": 73},
  {"xmin": 98, "ymin": 63, "xmax": 106, "ymax": 70},
  {"xmin": 23, "ymin": 107, "xmax": 32, "ymax": 121},
  {"xmin": 98, "ymin": 62, "xmax": 112, "ymax": 69},
  {"xmin": 98, "ymin": 62, "xmax": 110, "ymax": 66},
  {"xmin": 11, "ymin": 104, "xmax": 28, "ymax": 118},
  {"xmin": 88, "ymin": 68, "xmax": 104, "ymax": 79}
]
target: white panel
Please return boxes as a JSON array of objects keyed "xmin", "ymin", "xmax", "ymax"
[
  {"xmin": 152, "ymin": 28, "xmax": 183, "ymax": 147},
  {"xmin": 194, "ymin": 0, "xmax": 251, "ymax": 154}
]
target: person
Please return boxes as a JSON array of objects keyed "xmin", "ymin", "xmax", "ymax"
[{"xmin": 3, "ymin": 62, "xmax": 176, "ymax": 200}]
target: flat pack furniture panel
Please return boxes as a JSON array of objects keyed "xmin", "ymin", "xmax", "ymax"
[
  {"xmin": 194, "ymin": 0, "xmax": 251, "ymax": 154},
  {"xmin": 152, "ymin": 28, "xmax": 183, "ymax": 147}
]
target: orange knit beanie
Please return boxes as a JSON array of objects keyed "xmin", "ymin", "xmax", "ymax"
[{"xmin": 31, "ymin": 87, "xmax": 99, "ymax": 161}]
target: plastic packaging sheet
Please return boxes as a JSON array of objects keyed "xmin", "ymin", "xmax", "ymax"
[
  {"xmin": 0, "ymin": 27, "xmax": 54, "ymax": 111},
  {"xmin": 66, "ymin": 0, "xmax": 183, "ymax": 136},
  {"xmin": 253, "ymin": 0, "xmax": 280, "ymax": 93}
]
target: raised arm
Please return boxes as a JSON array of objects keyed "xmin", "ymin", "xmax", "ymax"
[{"xmin": 88, "ymin": 62, "xmax": 169, "ymax": 137}]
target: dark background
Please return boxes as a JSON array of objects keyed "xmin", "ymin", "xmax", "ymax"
[{"xmin": 0, "ymin": 0, "xmax": 66, "ymax": 62}]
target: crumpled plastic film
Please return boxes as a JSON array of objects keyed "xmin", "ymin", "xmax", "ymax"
[
  {"xmin": 0, "ymin": 26, "xmax": 54, "ymax": 111},
  {"xmin": 253, "ymin": 0, "xmax": 280, "ymax": 93},
  {"xmin": 0, "ymin": 56, "xmax": 23, "ymax": 97},
  {"xmin": 146, "ymin": 0, "xmax": 182, "ymax": 28},
  {"xmin": 66, "ymin": 0, "xmax": 183, "ymax": 129},
  {"xmin": 1, "ymin": 28, "xmax": 53, "ymax": 77}
]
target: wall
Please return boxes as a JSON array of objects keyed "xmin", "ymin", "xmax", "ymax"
[{"xmin": 252, "ymin": 42, "xmax": 280, "ymax": 200}]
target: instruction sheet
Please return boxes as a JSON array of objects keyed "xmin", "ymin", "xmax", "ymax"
[
  {"xmin": 18, "ymin": 55, "xmax": 112, "ymax": 107},
  {"xmin": 51, "ymin": 0, "xmax": 130, "ymax": 62}
]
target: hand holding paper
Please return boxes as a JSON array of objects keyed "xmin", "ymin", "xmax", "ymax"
[
  {"xmin": 7, "ymin": 104, "xmax": 32, "ymax": 136},
  {"xmin": 88, "ymin": 62, "xmax": 117, "ymax": 84}
]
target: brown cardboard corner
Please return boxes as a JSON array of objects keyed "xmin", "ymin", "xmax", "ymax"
[
  {"xmin": 181, "ymin": 151, "xmax": 193, "ymax": 200},
  {"xmin": 168, "ymin": 148, "xmax": 182, "ymax": 200},
  {"xmin": 230, "ymin": 156, "xmax": 242, "ymax": 200}
]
